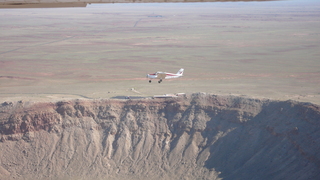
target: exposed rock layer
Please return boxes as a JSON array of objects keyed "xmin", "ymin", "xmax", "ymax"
[{"xmin": 0, "ymin": 93, "xmax": 319, "ymax": 180}]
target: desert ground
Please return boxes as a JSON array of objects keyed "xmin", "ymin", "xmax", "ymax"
[
  {"xmin": 1, "ymin": 1, "xmax": 320, "ymax": 104},
  {"xmin": 1, "ymin": 1, "xmax": 320, "ymax": 180}
]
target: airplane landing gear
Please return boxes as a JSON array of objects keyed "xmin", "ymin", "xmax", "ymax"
[
  {"xmin": 158, "ymin": 79, "xmax": 162, "ymax": 83},
  {"xmin": 149, "ymin": 80, "xmax": 151, "ymax": 83}
]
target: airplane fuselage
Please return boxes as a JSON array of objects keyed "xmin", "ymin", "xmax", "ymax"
[{"xmin": 147, "ymin": 68, "xmax": 184, "ymax": 83}]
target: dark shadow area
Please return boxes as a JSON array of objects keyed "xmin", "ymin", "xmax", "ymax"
[
  {"xmin": 110, "ymin": 96, "xmax": 148, "ymax": 99},
  {"xmin": 204, "ymin": 101, "xmax": 320, "ymax": 180}
]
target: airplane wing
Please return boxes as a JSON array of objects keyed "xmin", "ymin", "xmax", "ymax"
[
  {"xmin": 0, "ymin": 2, "xmax": 87, "ymax": 8},
  {"xmin": 157, "ymin": 73, "xmax": 167, "ymax": 80}
]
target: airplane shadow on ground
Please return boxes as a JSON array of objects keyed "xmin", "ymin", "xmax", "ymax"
[{"xmin": 110, "ymin": 96, "xmax": 148, "ymax": 100}]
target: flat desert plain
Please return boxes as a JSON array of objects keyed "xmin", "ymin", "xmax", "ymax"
[{"xmin": 0, "ymin": 1, "xmax": 320, "ymax": 104}]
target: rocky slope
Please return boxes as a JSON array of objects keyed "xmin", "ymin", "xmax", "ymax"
[{"xmin": 0, "ymin": 93, "xmax": 319, "ymax": 180}]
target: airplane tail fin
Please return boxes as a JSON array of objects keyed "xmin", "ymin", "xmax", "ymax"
[{"xmin": 177, "ymin": 68, "xmax": 184, "ymax": 76}]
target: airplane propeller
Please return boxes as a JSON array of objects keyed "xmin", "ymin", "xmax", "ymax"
[{"xmin": 146, "ymin": 73, "xmax": 152, "ymax": 83}]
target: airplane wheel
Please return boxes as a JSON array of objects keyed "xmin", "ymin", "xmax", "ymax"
[
  {"xmin": 158, "ymin": 81, "xmax": 161, "ymax": 83},
  {"xmin": 149, "ymin": 80, "xmax": 151, "ymax": 83}
]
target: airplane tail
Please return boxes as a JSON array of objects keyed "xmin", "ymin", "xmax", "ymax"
[{"xmin": 177, "ymin": 68, "xmax": 184, "ymax": 76}]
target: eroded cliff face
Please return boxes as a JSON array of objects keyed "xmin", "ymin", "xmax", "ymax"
[{"xmin": 0, "ymin": 93, "xmax": 319, "ymax": 180}]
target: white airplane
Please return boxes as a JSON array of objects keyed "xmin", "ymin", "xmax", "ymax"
[{"xmin": 147, "ymin": 68, "xmax": 184, "ymax": 83}]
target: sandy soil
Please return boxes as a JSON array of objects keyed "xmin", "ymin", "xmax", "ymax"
[{"xmin": 0, "ymin": 1, "xmax": 320, "ymax": 104}]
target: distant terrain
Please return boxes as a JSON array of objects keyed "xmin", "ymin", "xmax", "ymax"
[
  {"xmin": 0, "ymin": 0, "xmax": 284, "ymax": 9},
  {"xmin": 0, "ymin": 1, "xmax": 320, "ymax": 104}
]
